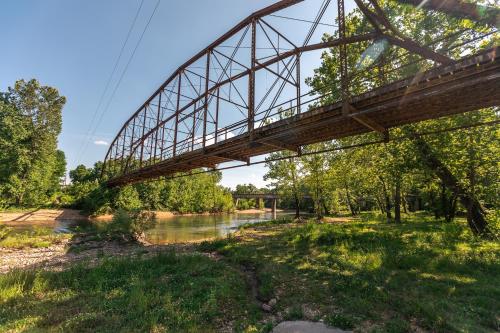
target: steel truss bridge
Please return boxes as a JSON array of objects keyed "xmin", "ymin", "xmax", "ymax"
[{"xmin": 103, "ymin": 0, "xmax": 499, "ymax": 187}]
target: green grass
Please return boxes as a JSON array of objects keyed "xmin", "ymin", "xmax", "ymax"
[
  {"xmin": 0, "ymin": 252, "xmax": 262, "ymax": 332},
  {"xmin": 1, "ymin": 214, "xmax": 499, "ymax": 332},
  {"xmin": 201, "ymin": 214, "xmax": 500, "ymax": 332},
  {"xmin": 0, "ymin": 226, "xmax": 70, "ymax": 249}
]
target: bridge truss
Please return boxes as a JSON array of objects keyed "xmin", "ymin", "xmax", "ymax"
[{"xmin": 103, "ymin": 0, "xmax": 499, "ymax": 186}]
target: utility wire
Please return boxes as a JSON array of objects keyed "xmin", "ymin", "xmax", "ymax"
[
  {"xmin": 270, "ymin": 14, "xmax": 337, "ymax": 27},
  {"xmin": 76, "ymin": 0, "xmax": 145, "ymax": 166},
  {"xmin": 81, "ymin": 0, "xmax": 161, "ymax": 164}
]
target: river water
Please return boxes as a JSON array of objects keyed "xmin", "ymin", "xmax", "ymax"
[
  {"xmin": 3, "ymin": 211, "xmax": 292, "ymax": 244},
  {"xmin": 144, "ymin": 211, "xmax": 292, "ymax": 244}
]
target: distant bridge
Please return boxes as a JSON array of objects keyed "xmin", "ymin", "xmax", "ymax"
[
  {"xmin": 233, "ymin": 193, "xmax": 312, "ymax": 218},
  {"xmin": 103, "ymin": 0, "xmax": 500, "ymax": 186}
]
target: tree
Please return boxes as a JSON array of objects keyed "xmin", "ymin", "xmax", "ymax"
[
  {"xmin": 302, "ymin": 143, "xmax": 331, "ymax": 218},
  {"xmin": 304, "ymin": 1, "xmax": 497, "ymax": 234},
  {"xmin": 0, "ymin": 79, "xmax": 66, "ymax": 207},
  {"xmin": 264, "ymin": 151, "xmax": 303, "ymax": 217}
]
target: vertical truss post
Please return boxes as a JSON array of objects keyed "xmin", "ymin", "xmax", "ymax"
[
  {"xmin": 120, "ymin": 126, "xmax": 127, "ymax": 174},
  {"xmin": 113, "ymin": 142, "xmax": 119, "ymax": 175},
  {"xmin": 154, "ymin": 92, "xmax": 162, "ymax": 161},
  {"xmin": 203, "ymin": 51, "xmax": 210, "ymax": 148},
  {"xmin": 124, "ymin": 117, "xmax": 136, "ymax": 174},
  {"xmin": 337, "ymin": 0, "xmax": 349, "ymax": 114},
  {"xmin": 296, "ymin": 52, "xmax": 301, "ymax": 114},
  {"xmin": 160, "ymin": 123, "xmax": 165, "ymax": 160},
  {"xmin": 248, "ymin": 19, "xmax": 257, "ymax": 134},
  {"xmin": 191, "ymin": 103, "xmax": 196, "ymax": 150},
  {"xmin": 173, "ymin": 72, "xmax": 182, "ymax": 157},
  {"xmin": 215, "ymin": 88, "xmax": 220, "ymax": 144},
  {"xmin": 139, "ymin": 109, "xmax": 146, "ymax": 167}
]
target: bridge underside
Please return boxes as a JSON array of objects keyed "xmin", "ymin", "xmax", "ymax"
[{"xmin": 107, "ymin": 49, "xmax": 499, "ymax": 187}]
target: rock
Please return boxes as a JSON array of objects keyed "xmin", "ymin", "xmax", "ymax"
[
  {"xmin": 272, "ymin": 321, "xmax": 352, "ymax": 333},
  {"xmin": 262, "ymin": 303, "xmax": 273, "ymax": 312},
  {"xmin": 269, "ymin": 298, "xmax": 277, "ymax": 307}
]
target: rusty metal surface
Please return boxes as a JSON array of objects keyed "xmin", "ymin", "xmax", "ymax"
[{"xmin": 102, "ymin": 0, "xmax": 499, "ymax": 187}]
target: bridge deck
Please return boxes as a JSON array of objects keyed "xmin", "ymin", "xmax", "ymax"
[
  {"xmin": 233, "ymin": 194, "xmax": 280, "ymax": 200},
  {"xmin": 108, "ymin": 48, "xmax": 499, "ymax": 187}
]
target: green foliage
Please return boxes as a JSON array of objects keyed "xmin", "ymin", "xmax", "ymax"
[
  {"xmin": 0, "ymin": 79, "xmax": 66, "ymax": 208},
  {"xmin": 260, "ymin": 2, "xmax": 499, "ymax": 230},
  {"xmin": 114, "ymin": 185, "xmax": 142, "ymax": 211},
  {"xmin": 234, "ymin": 183, "xmax": 263, "ymax": 210},
  {"xmin": 65, "ymin": 164, "xmax": 234, "ymax": 215},
  {"xmin": 107, "ymin": 209, "xmax": 156, "ymax": 240},
  {"xmin": 0, "ymin": 224, "xmax": 10, "ymax": 240}
]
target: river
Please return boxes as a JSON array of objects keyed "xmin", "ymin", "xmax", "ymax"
[
  {"xmin": 144, "ymin": 211, "xmax": 292, "ymax": 244},
  {"xmin": 2, "ymin": 211, "xmax": 293, "ymax": 244}
]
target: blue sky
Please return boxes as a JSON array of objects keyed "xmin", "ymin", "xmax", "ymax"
[{"xmin": 0, "ymin": 0, "xmax": 355, "ymax": 189}]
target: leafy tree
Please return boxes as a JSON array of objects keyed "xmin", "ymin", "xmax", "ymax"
[
  {"xmin": 303, "ymin": 1, "xmax": 497, "ymax": 234},
  {"xmin": 0, "ymin": 79, "xmax": 66, "ymax": 207},
  {"xmin": 264, "ymin": 151, "xmax": 303, "ymax": 217},
  {"xmin": 115, "ymin": 185, "xmax": 142, "ymax": 211}
]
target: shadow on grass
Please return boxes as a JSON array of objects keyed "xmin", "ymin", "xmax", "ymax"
[
  {"xmin": 0, "ymin": 251, "xmax": 263, "ymax": 332},
  {"xmin": 200, "ymin": 216, "xmax": 500, "ymax": 332}
]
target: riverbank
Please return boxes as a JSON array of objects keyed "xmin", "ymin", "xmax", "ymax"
[
  {"xmin": 0, "ymin": 208, "xmax": 288, "ymax": 223},
  {"xmin": 0, "ymin": 209, "xmax": 86, "ymax": 223},
  {"xmin": 1, "ymin": 214, "xmax": 498, "ymax": 332},
  {"xmin": 93, "ymin": 208, "xmax": 287, "ymax": 221}
]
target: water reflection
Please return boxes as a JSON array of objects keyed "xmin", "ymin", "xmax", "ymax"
[{"xmin": 144, "ymin": 212, "xmax": 291, "ymax": 244}]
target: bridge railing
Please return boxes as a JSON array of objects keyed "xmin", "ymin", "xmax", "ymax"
[{"xmin": 102, "ymin": 0, "xmax": 499, "ymax": 183}]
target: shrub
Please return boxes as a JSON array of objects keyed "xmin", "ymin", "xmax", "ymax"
[
  {"xmin": 108, "ymin": 209, "xmax": 156, "ymax": 241},
  {"xmin": 0, "ymin": 224, "xmax": 10, "ymax": 240}
]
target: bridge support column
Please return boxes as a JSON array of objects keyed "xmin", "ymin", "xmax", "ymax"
[{"xmin": 272, "ymin": 198, "xmax": 277, "ymax": 220}]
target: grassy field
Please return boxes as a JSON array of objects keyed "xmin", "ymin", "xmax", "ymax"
[
  {"xmin": 0, "ymin": 253, "xmax": 262, "ymax": 332},
  {"xmin": 0, "ymin": 214, "xmax": 498, "ymax": 332},
  {"xmin": 201, "ymin": 214, "xmax": 500, "ymax": 332}
]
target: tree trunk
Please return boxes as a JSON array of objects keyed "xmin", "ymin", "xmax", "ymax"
[
  {"xmin": 394, "ymin": 177, "xmax": 401, "ymax": 223},
  {"xmin": 344, "ymin": 184, "xmax": 356, "ymax": 216},
  {"xmin": 291, "ymin": 166, "xmax": 301, "ymax": 218},
  {"xmin": 379, "ymin": 176, "xmax": 392, "ymax": 222},
  {"xmin": 293, "ymin": 192, "xmax": 300, "ymax": 218},
  {"xmin": 409, "ymin": 131, "xmax": 489, "ymax": 235},
  {"xmin": 401, "ymin": 192, "xmax": 408, "ymax": 214},
  {"xmin": 375, "ymin": 195, "xmax": 385, "ymax": 214}
]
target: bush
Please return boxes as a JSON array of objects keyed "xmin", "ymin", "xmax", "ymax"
[
  {"xmin": 108, "ymin": 209, "xmax": 156, "ymax": 241},
  {"xmin": 0, "ymin": 224, "xmax": 10, "ymax": 240}
]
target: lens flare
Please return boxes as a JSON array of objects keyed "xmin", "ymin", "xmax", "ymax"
[{"xmin": 355, "ymin": 39, "xmax": 389, "ymax": 70}]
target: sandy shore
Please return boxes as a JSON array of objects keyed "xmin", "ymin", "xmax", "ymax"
[
  {"xmin": 0, "ymin": 209, "xmax": 87, "ymax": 223},
  {"xmin": 1, "ymin": 208, "xmax": 288, "ymax": 224}
]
